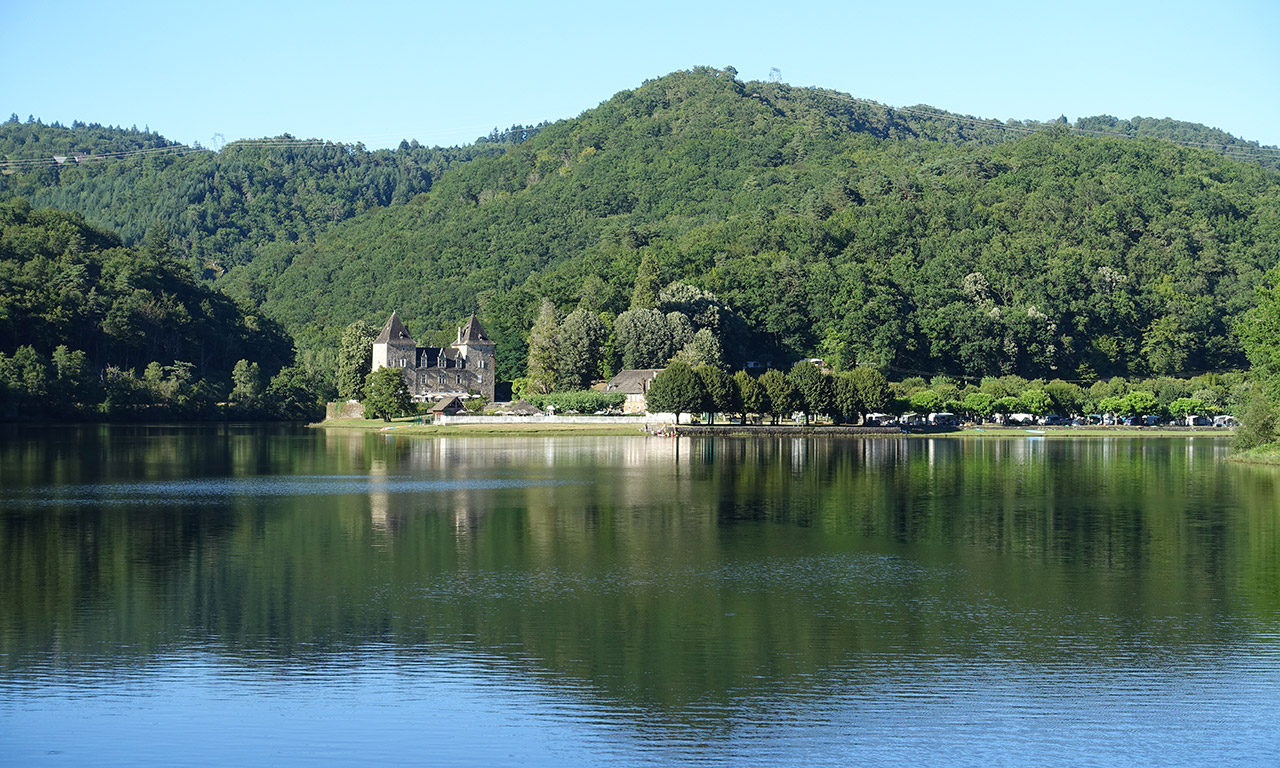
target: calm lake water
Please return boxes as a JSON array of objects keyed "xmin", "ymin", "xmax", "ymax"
[{"xmin": 2, "ymin": 425, "xmax": 1278, "ymax": 766}]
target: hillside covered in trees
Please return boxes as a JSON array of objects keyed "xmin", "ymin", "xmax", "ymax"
[
  {"xmin": 0, "ymin": 114, "xmax": 543, "ymax": 274},
  {"xmin": 0, "ymin": 199, "xmax": 318, "ymax": 420},
  {"xmin": 5, "ymin": 68, "xmax": 1280, "ymax": 404},
  {"xmin": 212, "ymin": 68, "xmax": 1280, "ymax": 385}
]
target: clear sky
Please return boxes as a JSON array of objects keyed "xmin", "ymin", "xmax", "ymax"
[{"xmin": 3, "ymin": 0, "xmax": 1277, "ymax": 150}]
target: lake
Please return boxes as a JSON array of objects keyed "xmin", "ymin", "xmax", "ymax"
[{"xmin": 2, "ymin": 425, "xmax": 1278, "ymax": 766}]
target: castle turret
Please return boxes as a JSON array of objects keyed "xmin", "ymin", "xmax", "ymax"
[
  {"xmin": 453, "ymin": 314, "xmax": 496, "ymax": 401},
  {"xmin": 372, "ymin": 312, "xmax": 416, "ymax": 371}
]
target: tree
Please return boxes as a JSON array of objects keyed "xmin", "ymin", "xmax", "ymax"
[
  {"xmin": 1020, "ymin": 389, "xmax": 1053, "ymax": 416},
  {"xmin": 264, "ymin": 366, "xmax": 323, "ymax": 420},
  {"xmin": 994, "ymin": 395, "xmax": 1022, "ymax": 419},
  {"xmin": 961, "ymin": 391, "xmax": 995, "ymax": 421},
  {"xmin": 673, "ymin": 328, "xmax": 724, "ymax": 368},
  {"xmin": 231, "ymin": 359, "xmax": 262, "ymax": 406},
  {"xmin": 556, "ymin": 307, "xmax": 606, "ymax": 390},
  {"xmin": 832, "ymin": 372, "xmax": 860, "ymax": 424},
  {"xmin": 526, "ymin": 299, "xmax": 560, "ymax": 394},
  {"xmin": 849, "ymin": 367, "xmax": 890, "ymax": 418},
  {"xmin": 759, "ymin": 369, "xmax": 798, "ymax": 424},
  {"xmin": 631, "ymin": 250, "xmax": 661, "ymax": 310},
  {"xmin": 645, "ymin": 361, "xmax": 707, "ymax": 422},
  {"xmin": 1043, "ymin": 379, "xmax": 1084, "ymax": 417},
  {"xmin": 615, "ymin": 308, "xmax": 674, "ymax": 369},
  {"xmin": 1168, "ymin": 397, "xmax": 1207, "ymax": 421},
  {"xmin": 1120, "ymin": 390, "xmax": 1159, "ymax": 418},
  {"xmin": 363, "ymin": 366, "xmax": 412, "ymax": 421},
  {"xmin": 336, "ymin": 320, "xmax": 378, "ymax": 401},
  {"xmin": 695, "ymin": 364, "xmax": 739, "ymax": 424},
  {"xmin": 789, "ymin": 361, "xmax": 832, "ymax": 422},
  {"xmin": 1097, "ymin": 395, "xmax": 1126, "ymax": 419},
  {"xmin": 734, "ymin": 370, "xmax": 768, "ymax": 423},
  {"xmin": 50, "ymin": 345, "xmax": 91, "ymax": 404},
  {"xmin": 909, "ymin": 389, "xmax": 943, "ymax": 414}
]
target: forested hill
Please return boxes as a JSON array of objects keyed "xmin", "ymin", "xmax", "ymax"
[
  {"xmin": 0, "ymin": 115, "xmax": 542, "ymax": 272},
  {"xmin": 220, "ymin": 67, "xmax": 1280, "ymax": 384}
]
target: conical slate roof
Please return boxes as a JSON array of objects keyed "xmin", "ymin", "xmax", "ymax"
[
  {"xmin": 375, "ymin": 312, "xmax": 413, "ymax": 344},
  {"xmin": 456, "ymin": 314, "xmax": 492, "ymax": 345}
]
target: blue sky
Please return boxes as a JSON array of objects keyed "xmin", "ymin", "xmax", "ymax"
[{"xmin": 3, "ymin": 0, "xmax": 1277, "ymax": 150}]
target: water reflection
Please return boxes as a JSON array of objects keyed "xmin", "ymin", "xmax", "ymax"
[{"xmin": 1, "ymin": 426, "xmax": 1278, "ymax": 765}]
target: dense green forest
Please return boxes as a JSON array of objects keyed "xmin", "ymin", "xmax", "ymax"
[
  {"xmin": 0, "ymin": 199, "xmax": 319, "ymax": 420},
  {"xmin": 214, "ymin": 68, "xmax": 1280, "ymax": 385},
  {"xmin": 5, "ymin": 68, "xmax": 1280, "ymax": 414},
  {"xmin": 0, "ymin": 114, "xmax": 543, "ymax": 273}
]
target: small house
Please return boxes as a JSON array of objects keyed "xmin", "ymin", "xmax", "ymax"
[
  {"xmin": 605, "ymin": 369, "xmax": 663, "ymax": 414},
  {"xmin": 432, "ymin": 396, "xmax": 466, "ymax": 417}
]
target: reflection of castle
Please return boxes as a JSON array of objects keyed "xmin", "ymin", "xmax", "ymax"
[{"xmin": 371, "ymin": 313, "xmax": 496, "ymax": 402}]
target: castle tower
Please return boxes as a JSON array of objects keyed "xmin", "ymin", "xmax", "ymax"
[
  {"xmin": 371, "ymin": 312, "xmax": 416, "ymax": 371},
  {"xmin": 453, "ymin": 314, "xmax": 496, "ymax": 401}
]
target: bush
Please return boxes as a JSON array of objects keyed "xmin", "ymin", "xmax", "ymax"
[{"xmin": 527, "ymin": 390, "xmax": 625, "ymax": 413}]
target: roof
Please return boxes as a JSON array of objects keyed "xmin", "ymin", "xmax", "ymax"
[
  {"xmin": 507, "ymin": 399, "xmax": 543, "ymax": 415},
  {"xmin": 375, "ymin": 312, "xmax": 413, "ymax": 344},
  {"xmin": 605, "ymin": 369, "xmax": 663, "ymax": 395},
  {"xmin": 456, "ymin": 314, "xmax": 493, "ymax": 346},
  {"xmin": 432, "ymin": 396, "xmax": 465, "ymax": 413}
]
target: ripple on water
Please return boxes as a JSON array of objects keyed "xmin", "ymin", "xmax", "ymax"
[{"xmin": 0, "ymin": 475, "xmax": 577, "ymax": 507}]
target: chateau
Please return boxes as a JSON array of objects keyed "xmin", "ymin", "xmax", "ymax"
[{"xmin": 371, "ymin": 313, "xmax": 497, "ymax": 402}]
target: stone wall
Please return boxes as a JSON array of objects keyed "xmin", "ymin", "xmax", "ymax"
[{"xmin": 325, "ymin": 400, "xmax": 366, "ymax": 420}]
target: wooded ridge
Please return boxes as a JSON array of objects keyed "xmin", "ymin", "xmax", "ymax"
[{"xmin": 3, "ymin": 67, "xmax": 1280, "ymax": 420}]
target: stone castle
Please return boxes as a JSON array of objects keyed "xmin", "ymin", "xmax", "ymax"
[{"xmin": 371, "ymin": 313, "xmax": 496, "ymax": 402}]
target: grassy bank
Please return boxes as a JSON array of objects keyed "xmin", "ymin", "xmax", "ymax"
[{"xmin": 1228, "ymin": 441, "xmax": 1280, "ymax": 465}]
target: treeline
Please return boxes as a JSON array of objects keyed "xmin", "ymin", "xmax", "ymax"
[
  {"xmin": 0, "ymin": 114, "xmax": 178, "ymax": 157},
  {"xmin": 0, "ymin": 117, "xmax": 545, "ymax": 273},
  {"xmin": 215, "ymin": 68, "xmax": 1280, "ymax": 390},
  {"xmin": 0, "ymin": 199, "xmax": 323, "ymax": 421},
  {"xmin": 643, "ymin": 358, "xmax": 1241, "ymax": 426}
]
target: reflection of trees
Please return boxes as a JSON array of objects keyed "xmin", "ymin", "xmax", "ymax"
[{"xmin": 2, "ymin": 428, "xmax": 1276, "ymax": 717}]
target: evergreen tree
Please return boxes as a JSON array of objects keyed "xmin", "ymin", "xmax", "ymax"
[
  {"xmin": 526, "ymin": 299, "xmax": 560, "ymax": 394},
  {"xmin": 631, "ymin": 250, "xmax": 661, "ymax": 310},
  {"xmin": 336, "ymin": 320, "xmax": 378, "ymax": 401}
]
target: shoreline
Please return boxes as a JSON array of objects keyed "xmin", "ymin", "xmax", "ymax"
[
  {"xmin": 1227, "ymin": 441, "xmax": 1280, "ymax": 465},
  {"xmin": 312, "ymin": 419, "xmax": 1235, "ymax": 440}
]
